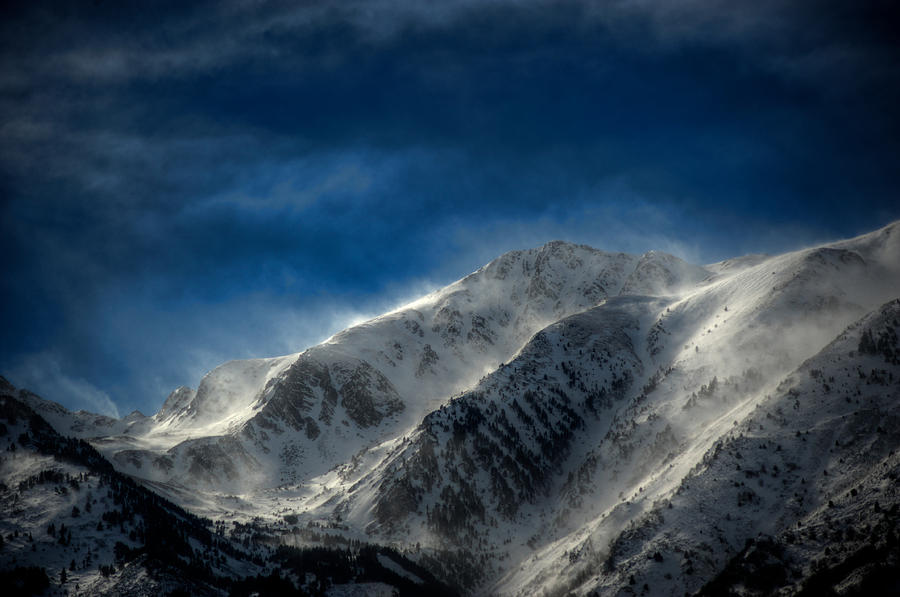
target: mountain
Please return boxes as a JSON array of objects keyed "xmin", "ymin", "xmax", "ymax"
[
  {"xmin": 3, "ymin": 221, "xmax": 900, "ymax": 595},
  {"xmin": 0, "ymin": 388, "xmax": 457, "ymax": 596},
  {"xmin": 0, "ymin": 387, "xmax": 258, "ymax": 596}
]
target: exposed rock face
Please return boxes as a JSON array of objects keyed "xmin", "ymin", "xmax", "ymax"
[
  {"xmin": 258, "ymin": 357, "xmax": 338, "ymax": 429},
  {"xmin": 331, "ymin": 361, "xmax": 402, "ymax": 428},
  {"xmin": 155, "ymin": 386, "xmax": 195, "ymax": 423},
  {"xmin": 416, "ymin": 344, "xmax": 440, "ymax": 378}
]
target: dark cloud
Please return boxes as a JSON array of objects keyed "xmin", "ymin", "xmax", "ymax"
[{"xmin": 2, "ymin": 0, "xmax": 899, "ymax": 413}]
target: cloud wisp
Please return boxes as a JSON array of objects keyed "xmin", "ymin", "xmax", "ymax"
[{"xmin": 8, "ymin": 351, "xmax": 121, "ymax": 418}]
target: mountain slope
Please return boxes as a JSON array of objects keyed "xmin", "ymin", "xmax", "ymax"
[
  {"xmin": 22, "ymin": 242, "xmax": 706, "ymax": 496},
  {"xmin": 0, "ymin": 384, "xmax": 459, "ymax": 596},
  {"xmin": 5, "ymin": 220, "xmax": 900, "ymax": 595},
  {"xmin": 530, "ymin": 298, "xmax": 900, "ymax": 596},
  {"xmin": 323, "ymin": 222, "xmax": 899, "ymax": 592}
]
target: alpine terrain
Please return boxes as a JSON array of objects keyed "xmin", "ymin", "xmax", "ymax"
[{"xmin": 3, "ymin": 221, "xmax": 900, "ymax": 596}]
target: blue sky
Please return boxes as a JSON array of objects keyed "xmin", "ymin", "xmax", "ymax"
[{"xmin": 2, "ymin": 1, "xmax": 899, "ymax": 416}]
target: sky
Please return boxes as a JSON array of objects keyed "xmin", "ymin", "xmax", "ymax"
[{"xmin": 2, "ymin": 0, "xmax": 899, "ymax": 417}]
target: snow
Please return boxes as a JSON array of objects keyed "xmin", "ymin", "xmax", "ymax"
[
  {"xmin": 0, "ymin": 427, "xmax": 139, "ymax": 594},
  {"xmin": 6, "ymin": 220, "xmax": 900, "ymax": 596},
  {"xmin": 376, "ymin": 553, "xmax": 423, "ymax": 584}
]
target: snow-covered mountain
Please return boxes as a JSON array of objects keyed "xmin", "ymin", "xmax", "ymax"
[
  {"xmin": 4, "ymin": 221, "xmax": 900, "ymax": 595},
  {"xmin": 22, "ymin": 242, "xmax": 705, "ymax": 495},
  {"xmin": 0, "ymin": 388, "xmax": 455, "ymax": 596}
]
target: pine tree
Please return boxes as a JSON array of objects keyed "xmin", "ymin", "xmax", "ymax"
[{"xmin": 859, "ymin": 329, "xmax": 877, "ymax": 354}]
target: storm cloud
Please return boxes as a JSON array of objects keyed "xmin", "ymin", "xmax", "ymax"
[{"xmin": 2, "ymin": 0, "xmax": 899, "ymax": 414}]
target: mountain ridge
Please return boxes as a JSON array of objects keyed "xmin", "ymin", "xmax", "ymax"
[{"xmin": 4, "ymin": 220, "xmax": 899, "ymax": 595}]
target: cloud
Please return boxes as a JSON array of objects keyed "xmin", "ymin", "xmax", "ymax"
[
  {"xmin": 1, "ymin": 0, "xmax": 880, "ymax": 89},
  {"xmin": 8, "ymin": 351, "xmax": 121, "ymax": 418},
  {"xmin": 206, "ymin": 155, "xmax": 376, "ymax": 214},
  {"xmin": 2, "ymin": 0, "xmax": 900, "ymax": 420}
]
